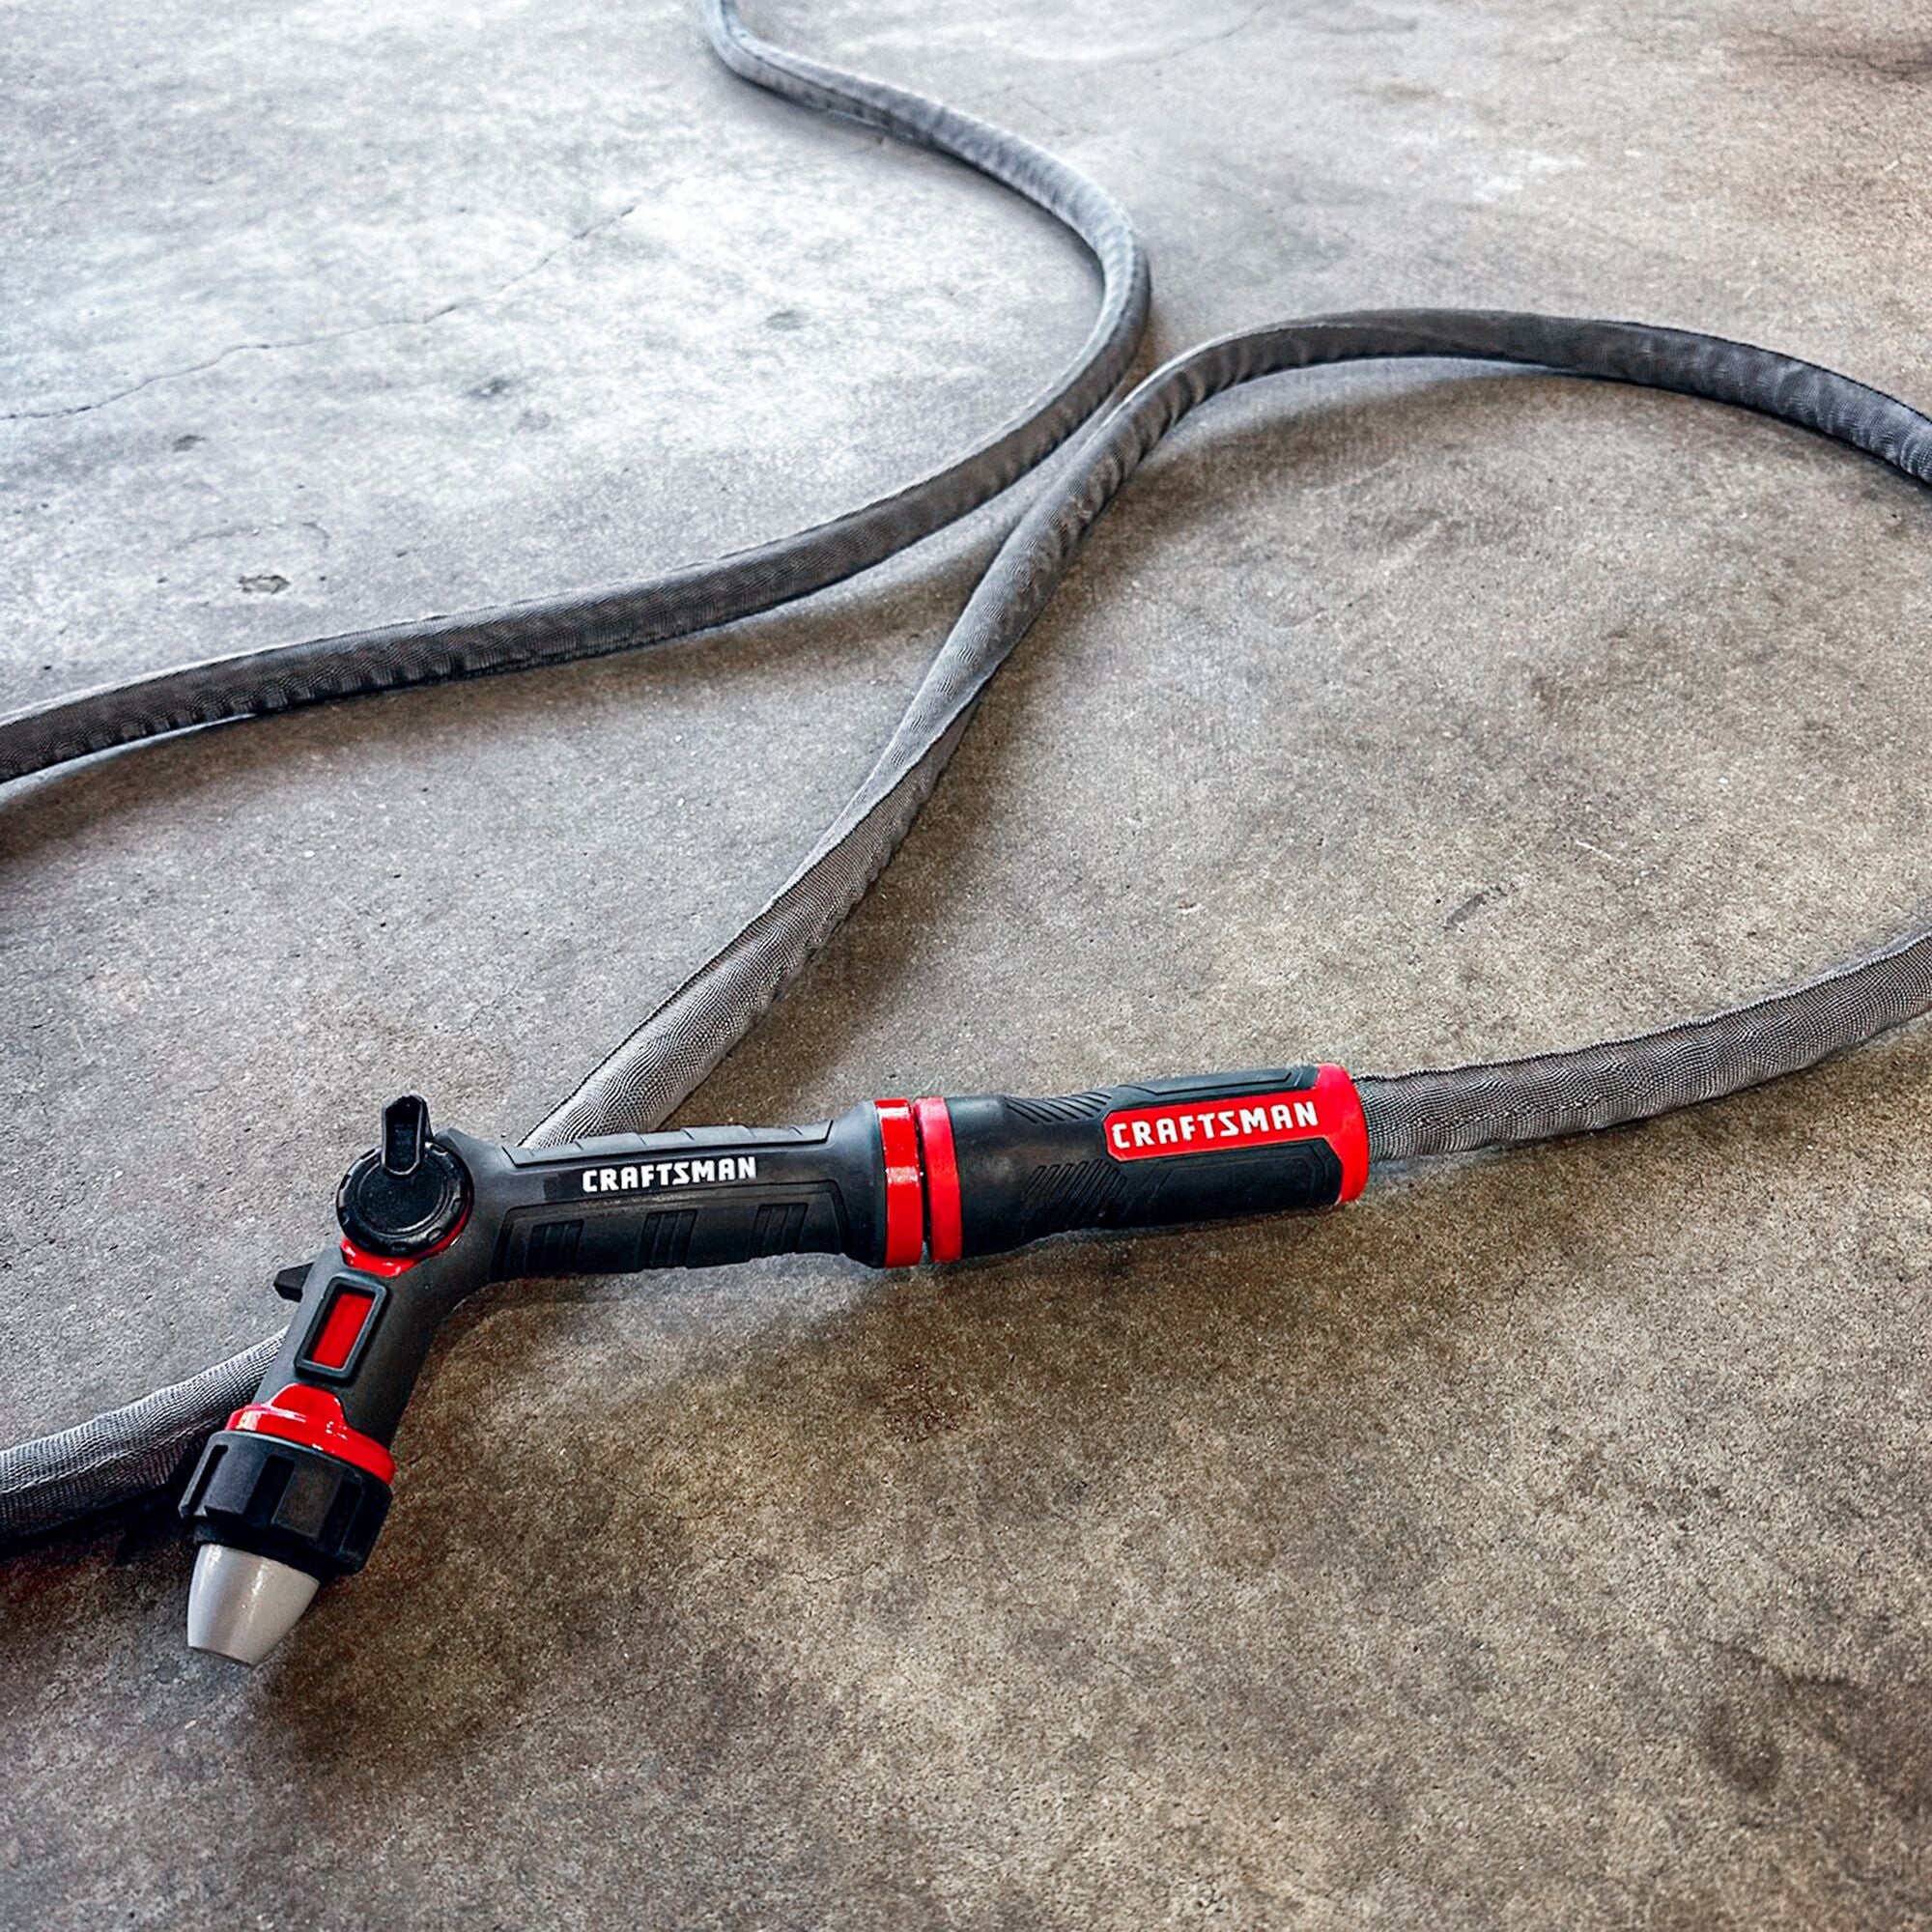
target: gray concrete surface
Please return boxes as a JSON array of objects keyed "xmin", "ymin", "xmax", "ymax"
[{"xmin": 3, "ymin": 0, "xmax": 1930, "ymax": 1924}]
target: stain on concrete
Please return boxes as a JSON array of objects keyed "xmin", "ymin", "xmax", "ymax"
[
  {"xmin": 1698, "ymin": 1695, "xmax": 1783, "ymax": 1797},
  {"xmin": 1744, "ymin": 27, "xmax": 1932, "ymax": 88}
]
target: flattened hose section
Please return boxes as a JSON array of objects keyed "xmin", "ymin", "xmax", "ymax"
[
  {"xmin": 7, "ymin": 60, "xmax": 1932, "ymax": 1543},
  {"xmin": 0, "ymin": 0, "xmax": 1150, "ymax": 789}
]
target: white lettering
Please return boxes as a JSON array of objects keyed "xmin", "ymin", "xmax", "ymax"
[
  {"xmin": 575, "ymin": 1152, "xmax": 758, "ymax": 1194},
  {"xmin": 1104, "ymin": 1092, "xmax": 1337, "ymax": 1162}
]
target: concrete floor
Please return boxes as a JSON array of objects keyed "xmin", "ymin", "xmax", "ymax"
[{"xmin": 4, "ymin": 0, "xmax": 1930, "ymax": 1924}]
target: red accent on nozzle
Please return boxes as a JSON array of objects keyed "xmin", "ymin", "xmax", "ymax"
[
  {"xmin": 913, "ymin": 1097, "xmax": 962, "ymax": 1264},
  {"xmin": 339, "ymin": 1208, "xmax": 468, "ymax": 1279},
  {"xmin": 226, "ymin": 1384, "xmax": 396, "ymax": 1484},
  {"xmin": 303, "ymin": 1287, "xmax": 377, "ymax": 1371},
  {"xmin": 873, "ymin": 1098, "xmax": 925, "ymax": 1267}
]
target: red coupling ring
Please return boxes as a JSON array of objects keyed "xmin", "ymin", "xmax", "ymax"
[
  {"xmin": 872, "ymin": 1098, "xmax": 925, "ymax": 1267},
  {"xmin": 912, "ymin": 1096, "xmax": 963, "ymax": 1264},
  {"xmin": 226, "ymin": 1384, "xmax": 396, "ymax": 1484},
  {"xmin": 1311, "ymin": 1064, "xmax": 1370, "ymax": 1203}
]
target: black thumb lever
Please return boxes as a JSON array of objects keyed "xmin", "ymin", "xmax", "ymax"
[
  {"xmin": 336, "ymin": 1094, "xmax": 469, "ymax": 1261},
  {"xmin": 382, "ymin": 1094, "xmax": 430, "ymax": 1176}
]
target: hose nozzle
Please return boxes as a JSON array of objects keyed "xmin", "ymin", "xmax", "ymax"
[
  {"xmin": 185, "ymin": 1546, "xmax": 320, "ymax": 1665},
  {"xmin": 178, "ymin": 1387, "xmax": 395, "ymax": 1664}
]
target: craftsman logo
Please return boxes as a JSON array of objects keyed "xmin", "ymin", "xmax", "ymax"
[
  {"xmin": 580, "ymin": 1155, "xmax": 758, "ymax": 1194},
  {"xmin": 1104, "ymin": 1093, "xmax": 1327, "ymax": 1162}
]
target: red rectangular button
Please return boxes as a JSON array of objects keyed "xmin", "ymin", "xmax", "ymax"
[{"xmin": 304, "ymin": 1286, "xmax": 377, "ymax": 1372}]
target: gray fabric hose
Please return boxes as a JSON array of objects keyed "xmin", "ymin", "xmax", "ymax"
[
  {"xmin": 0, "ymin": 0, "xmax": 1149, "ymax": 790},
  {"xmin": 0, "ymin": 0, "xmax": 1149, "ymax": 1541},
  {"xmin": 534, "ymin": 311, "xmax": 1932, "ymax": 1155},
  {"xmin": 6, "ymin": 31, "xmax": 1931, "ymax": 1545}
]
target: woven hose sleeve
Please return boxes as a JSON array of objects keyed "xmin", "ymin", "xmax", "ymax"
[
  {"xmin": 0, "ymin": 1335, "xmax": 283, "ymax": 1544},
  {"xmin": 1355, "ymin": 932, "xmax": 1932, "ymax": 1161},
  {"xmin": 9, "ymin": 301, "xmax": 1932, "ymax": 1522},
  {"xmin": 0, "ymin": 0, "xmax": 1150, "ymax": 1543},
  {"xmin": 534, "ymin": 311, "xmax": 1932, "ymax": 1156},
  {"xmin": 0, "ymin": 0, "xmax": 1149, "ymax": 790}
]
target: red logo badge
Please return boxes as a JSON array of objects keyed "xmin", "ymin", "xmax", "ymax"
[{"xmin": 1103, "ymin": 1090, "xmax": 1332, "ymax": 1162}]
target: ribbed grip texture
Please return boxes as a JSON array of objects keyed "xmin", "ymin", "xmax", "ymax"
[
  {"xmin": 944, "ymin": 1074, "xmax": 1350, "ymax": 1258},
  {"xmin": 181, "ymin": 1431, "xmax": 391, "ymax": 1579}
]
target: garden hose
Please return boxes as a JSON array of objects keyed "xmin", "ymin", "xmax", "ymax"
[{"xmin": 4, "ymin": 5, "xmax": 1929, "ymax": 1663}]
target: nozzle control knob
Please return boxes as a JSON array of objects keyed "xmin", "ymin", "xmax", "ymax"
[{"xmin": 336, "ymin": 1094, "xmax": 469, "ymax": 1258}]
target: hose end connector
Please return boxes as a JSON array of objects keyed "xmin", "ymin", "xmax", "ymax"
[{"xmin": 179, "ymin": 1387, "xmax": 394, "ymax": 1664}]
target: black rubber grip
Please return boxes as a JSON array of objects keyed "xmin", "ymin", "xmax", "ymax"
[
  {"xmin": 939, "ymin": 1066, "xmax": 1363, "ymax": 1260},
  {"xmin": 184, "ymin": 1101, "xmax": 900, "ymax": 1579},
  {"xmin": 184, "ymin": 1073, "xmax": 1366, "ymax": 1581},
  {"xmin": 292, "ymin": 1105, "xmax": 893, "ymax": 1446},
  {"xmin": 490, "ymin": 1104, "xmax": 892, "ymax": 1277}
]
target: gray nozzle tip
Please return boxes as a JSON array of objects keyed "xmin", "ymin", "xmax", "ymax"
[{"xmin": 186, "ymin": 1544, "xmax": 320, "ymax": 1664}]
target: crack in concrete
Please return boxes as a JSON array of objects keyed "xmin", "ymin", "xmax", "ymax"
[
  {"xmin": 3, "ymin": 200, "xmax": 640, "ymax": 425},
  {"xmin": 1082, "ymin": 3, "xmax": 1271, "ymax": 74}
]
